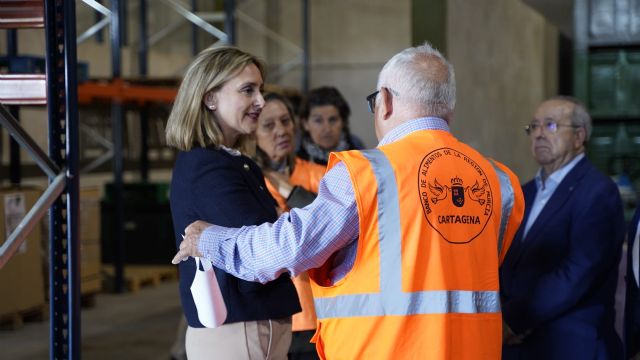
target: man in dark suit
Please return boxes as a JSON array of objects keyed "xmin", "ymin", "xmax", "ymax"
[
  {"xmin": 501, "ymin": 96, "xmax": 625, "ymax": 359},
  {"xmin": 626, "ymin": 207, "xmax": 640, "ymax": 359}
]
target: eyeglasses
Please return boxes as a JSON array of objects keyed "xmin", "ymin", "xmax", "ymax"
[
  {"xmin": 366, "ymin": 87, "xmax": 399, "ymax": 113},
  {"xmin": 366, "ymin": 90, "xmax": 380, "ymax": 113},
  {"xmin": 524, "ymin": 120, "xmax": 581, "ymax": 136}
]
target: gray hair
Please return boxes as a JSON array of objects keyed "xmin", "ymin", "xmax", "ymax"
[
  {"xmin": 551, "ymin": 95, "xmax": 592, "ymax": 141},
  {"xmin": 377, "ymin": 42, "xmax": 456, "ymax": 118}
]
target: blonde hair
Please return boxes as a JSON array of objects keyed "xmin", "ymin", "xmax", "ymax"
[{"xmin": 165, "ymin": 46, "xmax": 265, "ymax": 152}]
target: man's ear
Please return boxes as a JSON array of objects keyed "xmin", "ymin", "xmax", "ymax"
[
  {"xmin": 575, "ymin": 127, "xmax": 587, "ymax": 148},
  {"xmin": 203, "ymin": 91, "xmax": 217, "ymax": 108},
  {"xmin": 381, "ymin": 87, "xmax": 393, "ymax": 120}
]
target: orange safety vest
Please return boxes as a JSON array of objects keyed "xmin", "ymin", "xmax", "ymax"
[
  {"xmin": 309, "ymin": 130, "xmax": 524, "ymax": 359},
  {"xmin": 265, "ymin": 157, "xmax": 325, "ymax": 212},
  {"xmin": 264, "ymin": 156, "xmax": 326, "ymax": 331}
]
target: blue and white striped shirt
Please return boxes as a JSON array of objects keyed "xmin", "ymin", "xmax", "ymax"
[{"xmin": 198, "ymin": 117, "xmax": 450, "ymax": 284}]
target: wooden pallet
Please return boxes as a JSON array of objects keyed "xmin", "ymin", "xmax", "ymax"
[
  {"xmin": 0, "ymin": 303, "xmax": 48, "ymax": 331},
  {"xmin": 102, "ymin": 265, "xmax": 178, "ymax": 293},
  {"xmin": 81, "ymin": 269, "xmax": 103, "ymax": 305},
  {"xmin": 80, "ymin": 291, "xmax": 99, "ymax": 308}
]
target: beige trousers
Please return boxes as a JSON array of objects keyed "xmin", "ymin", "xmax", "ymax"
[{"xmin": 186, "ymin": 317, "xmax": 292, "ymax": 360}]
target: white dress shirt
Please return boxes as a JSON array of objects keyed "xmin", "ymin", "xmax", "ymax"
[{"xmin": 523, "ymin": 153, "xmax": 585, "ymax": 238}]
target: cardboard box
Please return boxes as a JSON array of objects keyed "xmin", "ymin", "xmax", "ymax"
[
  {"xmin": 80, "ymin": 186, "xmax": 101, "ymax": 244},
  {"xmin": 80, "ymin": 187, "xmax": 102, "ymax": 295},
  {"xmin": 0, "ymin": 187, "xmax": 46, "ymax": 317}
]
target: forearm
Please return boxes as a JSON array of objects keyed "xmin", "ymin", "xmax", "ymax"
[
  {"xmin": 198, "ymin": 213, "xmax": 347, "ymax": 282},
  {"xmin": 197, "ymin": 221, "xmax": 298, "ymax": 283},
  {"xmin": 197, "ymin": 163, "xmax": 358, "ymax": 283}
]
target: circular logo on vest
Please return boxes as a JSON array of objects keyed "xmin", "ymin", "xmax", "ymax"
[{"xmin": 418, "ymin": 147, "xmax": 493, "ymax": 244}]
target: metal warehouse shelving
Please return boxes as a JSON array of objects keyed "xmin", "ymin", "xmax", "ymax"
[
  {"xmin": 0, "ymin": 0, "xmax": 80, "ymax": 358},
  {"xmin": 0, "ymin": 1, "xmax": 311, "ymax": 358}
]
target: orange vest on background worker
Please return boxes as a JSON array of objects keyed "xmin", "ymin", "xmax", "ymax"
[
  {"xmin": 264, "ymin": 156, "xmax": 326, "ymax": 331},
  {"xmin": 265, "ymin": 157, "xmax": 325, "ymax": 212},
  {"xmin": 309, "ymin": 129, "xmax": 524, "ymax": 359}
]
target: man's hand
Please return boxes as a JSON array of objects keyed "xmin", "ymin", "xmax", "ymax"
[
  {"xmin": 264, "ymin": 170, "xmax": 294, "ymax": 198},
  {"xmin": 171, "ymin": 220, "xmax": 212, "ymax": 264},
  {"xmin": 503, "ymin": 321, "xmax": 530, "ymax": 345}
]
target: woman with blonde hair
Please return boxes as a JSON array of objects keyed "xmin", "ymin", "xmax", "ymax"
[{"xmin": 166, "ymin": 46, "xmax": 300, "ymax": 360}]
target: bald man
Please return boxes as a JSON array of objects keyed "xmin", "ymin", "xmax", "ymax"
[
  {"xmin": 173, "ymin": 42, "xmax": 524, "ymax": 359},
  {"xmin": 501, "ymin": 97, "xmax": 625, "ymax": 360}
]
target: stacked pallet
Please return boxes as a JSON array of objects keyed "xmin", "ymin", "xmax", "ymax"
[
  {"xmin": 0, "ymin": 187, "xmax": 46, "ymax": 330},
  {"xmin": 79, "ymin": 186, "xmax": 103, "ymax": 305},
  {"xmin": 102, "ymin": 265, "xmax": 177, "ymax": 293}
]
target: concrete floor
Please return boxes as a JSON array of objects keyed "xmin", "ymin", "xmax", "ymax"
[{"xmin": 0, "ymin": 281, "xmax": 183, "ymax": 359}]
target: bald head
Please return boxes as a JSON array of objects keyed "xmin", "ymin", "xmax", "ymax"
[
  {"xmin": 412, "ymin": 53, "xmax": 450, "ymax": 83},
  {"xmin": 547, "ymin": 96, "xmax": 592, "ymax": 141},
  {"xmin": 377, "ymin": 43, "xmax": 456, "ymax": 121}
]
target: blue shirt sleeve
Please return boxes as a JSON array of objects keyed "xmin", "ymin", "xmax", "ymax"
[{"xmin": 198, "ymin": 162, "xmax": 359, "ymax": 283}]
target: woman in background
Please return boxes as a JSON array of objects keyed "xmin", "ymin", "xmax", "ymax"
[
  {"xmin": 254, "ymin": 92, "xmax": 324, "ymax": 359},
  {"xmin": 166, "ymin": 46, "xmax": 300, "ymax": 360},
  {"xmin": 256, "ymin": 92, "xmax": 325, "ymax": 210},
  {"xmin": 297, "ymin": 86, "xmax": 363, "ymax": 166}
]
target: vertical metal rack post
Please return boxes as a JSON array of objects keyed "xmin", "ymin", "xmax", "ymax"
[
  {"xmin": 224, "ymin": 0, "xmax": 236, "ymax": 45},
  {"xmin": 138, "ymin": 0, "xmax": 150, "ymax": 182},
  {"xmin": 43, "ymin": 0, "xmax": 81, "ymax": 358},
  {"xmin": 302, "ymin": 0, "xmax": 310, "ymax": 93},
  {"xmin": 572, "ymin": 0, "xmax": 589, "ymax": 104},
  {"xmin": 6, "ymin": 29, "xmax": 21, "ymax": 184},
  {"xmin": 109, "ymin": 0, "xmax": 126, "ymax": 293}
]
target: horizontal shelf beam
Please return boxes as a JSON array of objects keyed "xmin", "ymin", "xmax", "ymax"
[
  {"xmin": 0, "ymin": 74, "xmax": 47, "ymax": 105},
  {"xmin": 0, "ymin": 0, "xmax": 44, "ymax": 29},
  {"xmin": 78, "ymin": 79, "xmax": 178, "ymax": 104}
]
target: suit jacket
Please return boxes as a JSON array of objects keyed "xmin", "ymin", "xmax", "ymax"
[
  {"xmin": 625, "ymin": 207, "xmax": 640, "ymax": 357},
  {"xmin": 170, "ymin": 147, "xmax": 300, "ymax": 327},
  {"xmin": 501, "ymin": 157, "xmax": 625, "ymax": 360}
]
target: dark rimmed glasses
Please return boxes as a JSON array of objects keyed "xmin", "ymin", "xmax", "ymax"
[
  {"xmin": 366, "ymin": 87, "xmax": 399, "ymax": 113},
  {"xmin": 524, "ymin": 120, "xmax": 581, "ymax": 136},
  {"xmin": 366, "ymin": 90, "xmax": 380, "ymax": 113}
]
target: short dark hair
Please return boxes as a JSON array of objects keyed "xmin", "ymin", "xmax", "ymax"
[{"xmin": 299, "ymin": 86, "xmax": 351, "ymax": 124}]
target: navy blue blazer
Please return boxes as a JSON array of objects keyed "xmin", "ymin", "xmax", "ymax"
[
  {"xmin": 170, "ymin": 147, "xmax": 300, "ymax": 327},
  {"xmin": 501, "ymin": 157, "xmax": 625, "ymax": 360},
  {"xmin": 625, "ymin": 207, "xmax": 640, "ymax": 357}
]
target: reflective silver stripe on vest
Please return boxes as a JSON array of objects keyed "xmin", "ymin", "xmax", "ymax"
[
  {"xmin": 488, "ymin": 160, "xmax": 515, "ymax": 256},
  {"xmin": 314, "ymin": 149, "xmax": 501, "ymax": 319},
  {"xmin": 314, "ymin": 289, "xmax": 501, "ymax": 318}
]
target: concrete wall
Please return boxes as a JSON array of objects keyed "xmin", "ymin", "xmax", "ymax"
[
  {"xmin": 306, "ymin": 0, "xmax": 411, "ymax": 149},
  {"xmin": 238, "ymin": 0, "xmax": 557, "ymax": 177},
  {"xmin": 237, "ymin": 0, "xmax": 412, "ymax": 149},
  {"xmin": 447, "ymin": 0, "xmax": 558, "ymax": 180}
]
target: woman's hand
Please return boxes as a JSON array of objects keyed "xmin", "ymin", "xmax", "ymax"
[{"xmin": 264, "ymin": 170, "xmax": 294, "ymax": 198}]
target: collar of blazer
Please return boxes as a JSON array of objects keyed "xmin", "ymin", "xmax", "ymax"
[{"xmin": 506, "ymin": 156, "xmax": 590, "ymax": 268}]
